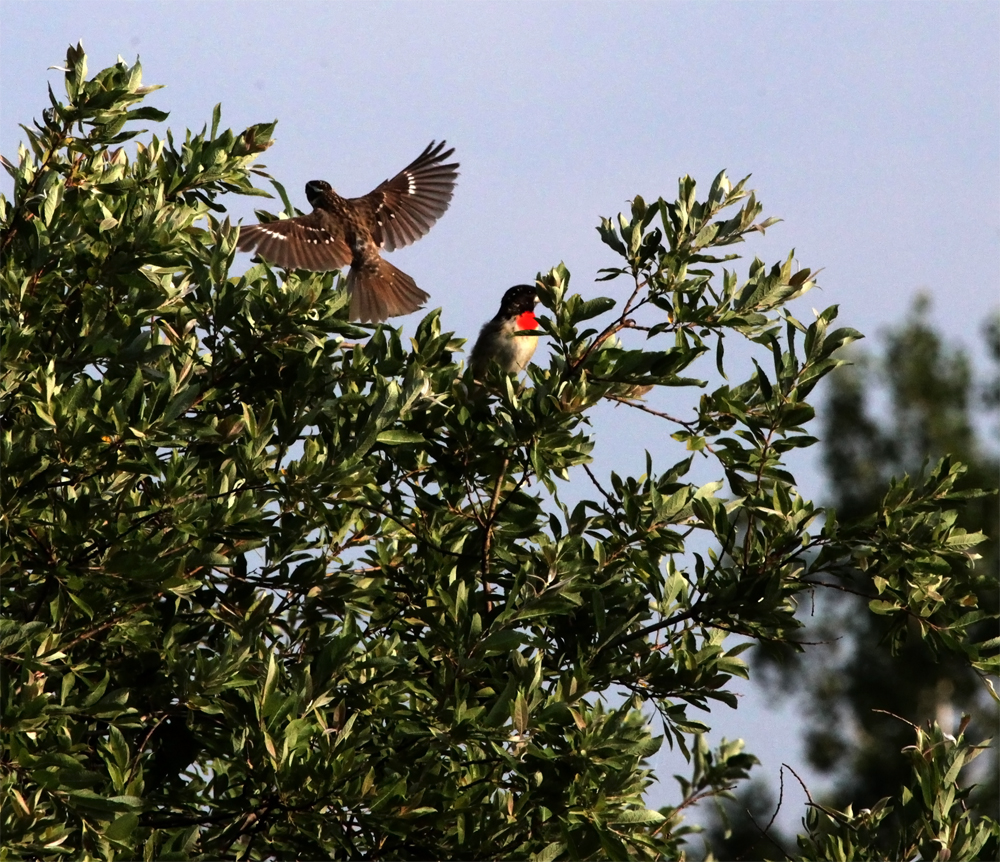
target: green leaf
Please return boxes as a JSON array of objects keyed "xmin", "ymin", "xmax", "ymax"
[
  {"xmin": 103, "ymin": 812, "xmax": 139, "ymax": 841},
  {"xmin": 532, "ymin": 841, "xmax": 567, "ymax": 862},
  {"xmin": 512, "ymin": 691, "xmax": 529, "ymax": 734},
  {"xmin": 376, "ymin": 429, "xmax": 426, "ymax": 445},
  {"xmin": 477, "ymin": 629, "xmax": 525, "ymax": 656},
  {"xmin": 573, "ymin": 296, "xmax": 617, "ymax": 321}
]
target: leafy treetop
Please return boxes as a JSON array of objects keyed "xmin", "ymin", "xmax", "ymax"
[{"xmin": 2, "ymin": 45, "xmax": 996, "ymax": 862}]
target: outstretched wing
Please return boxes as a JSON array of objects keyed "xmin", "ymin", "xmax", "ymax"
[
  {"xmin": 237, "ymin": 213, "xmax": 352, "ymax": 272},
  {"xmin": 362, "ymin": 140, "xmax": 459, "ymax": 252}
]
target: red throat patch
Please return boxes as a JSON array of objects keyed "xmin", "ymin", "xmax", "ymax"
[{"xmin": 516, "ymin": 311, "xmax": 538, "ymax": 331}]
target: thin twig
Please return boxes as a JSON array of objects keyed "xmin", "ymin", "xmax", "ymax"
[
  {"xmin": 354, "ymin": 502, "xmax": 475, "ymax": 560},
  {"xmin": 745, "ymin": 802, "xmax": 794, "ymax": 861},
  {"xmin": 601, "ymin": 394, "xmax": 699, "ymax": 431},
  {"xmin": 871, "ymin": 708, "xmax": 919, "ymax": 730},
  {"xmin": 764, "ymin": 765, "xmax": 785, "ymax": 834},
  {"xmin": 798, "ymin": 578, "xmax": 945, "ymax": 632},
  {"xmin": 126, "ymin": 713, "xmax": 169, "ymax": 786},
  {"xmin": 779, "ymin": 761, "xmax": 854, "ymax": 829},
  {"xmin": 583, "ymin": 463, "xmax": 617, "ymax": 510},
  {"xmin": 489, "ymin": 470, "xmax": 532, "ymax": 531},
  {"xmin": 567, "ymin": 271, "xmax": 649, "ymax": 374},
  {"xmin": 39, "ymin": 611, "xmax": 147, "ymax": 659}
]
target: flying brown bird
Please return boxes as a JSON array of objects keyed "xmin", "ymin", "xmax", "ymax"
[{"xmin": 237, "ymin": 141, "xmax": 459, "ymax": 323}]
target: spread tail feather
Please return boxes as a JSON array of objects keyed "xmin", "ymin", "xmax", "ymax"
[{"xmin": 347, "ymin": 259, "xmax": 430, "ymax": 323}]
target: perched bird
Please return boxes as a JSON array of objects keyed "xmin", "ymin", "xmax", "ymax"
[
  {"xmin": 470, "ymin": 285, "xmax": 541, "ymax": 378},
  {"xmin": 237, "ymin": 141, "xmax": 459, "ymax": 323}
]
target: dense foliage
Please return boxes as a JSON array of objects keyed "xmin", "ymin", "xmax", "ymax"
[
  {"xmin": 704, "ymin": 304, "xmax": 1000, "ymax": 860},
  {"xmin": 2, "ymin": 46, "xmax": 996, "ymax": 861},
  {"xmin": 808, "ymin": 302, "xmax": 999, "ymax": 807}
]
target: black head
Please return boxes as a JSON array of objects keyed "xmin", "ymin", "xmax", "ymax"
[
  {"xmin": 498, "ymin": 284, "xmax": 538, "ymax": 317},
  {"xmin": 305, "ymin": 179, "xmax": 332, "ymax": 208}
]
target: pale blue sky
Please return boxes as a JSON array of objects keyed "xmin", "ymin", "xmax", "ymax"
[{"xmin": 3, "ymin": 0, "xmax": 997, "ymax": 834}]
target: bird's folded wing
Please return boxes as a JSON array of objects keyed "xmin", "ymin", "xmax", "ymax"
[
  {"xmin": 237, "ymin": 214, "xmax": 352, "ymax": 271},
  {"xmin": 365, "ymin": 140, "xmax": 459, "ymax": 252}
]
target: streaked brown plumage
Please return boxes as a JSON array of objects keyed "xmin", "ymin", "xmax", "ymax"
[{"xmin": 237, "ymin": 140, "xmax": 459, "ymax": 322}]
